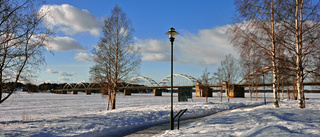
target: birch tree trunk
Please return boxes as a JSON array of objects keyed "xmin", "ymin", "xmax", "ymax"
[
  {"xmin": 295, "ymin": 0, "xmax": 305, "ymax": 108},
  {"xmin": 271, "ymin": 0, "xmax": 279, "ymax": 108}
]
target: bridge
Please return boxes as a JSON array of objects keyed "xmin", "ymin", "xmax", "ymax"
[
  {"xmin": 53, "ymin": 74, "xmax": 216, "ymax": 96},
  {"xmin": 53, "ymin": 73, "xmax": 320, "ymax": 97},
  {"xmin": 53, "ymin": 74, "xmax": 201, "ymax": 94}
]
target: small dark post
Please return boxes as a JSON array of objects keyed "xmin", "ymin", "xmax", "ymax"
[{"xmin": 173, "ymin": 109, "xmax": 187, "ymax": 130}]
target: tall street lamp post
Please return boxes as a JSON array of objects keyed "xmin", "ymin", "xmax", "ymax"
[{"xmin": 165, "ymin": 27, "xmax": 179, "ymax": 130}]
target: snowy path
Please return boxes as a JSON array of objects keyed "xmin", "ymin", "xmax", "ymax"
[
  {"xmin": 126, "ymin": 106, "xmax": 252, "ymax": 137},
  {"xmin": 76, "ymin": 102, "xmax": 264, "ymax": 137}
]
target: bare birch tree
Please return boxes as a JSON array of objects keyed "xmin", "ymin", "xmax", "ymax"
[
  {"xmin": 213, "ymin": 54, "xmax": 240, "ymax": 84},
  {"xmin": 199, "ymin": 68, "xmax": 213, "ymax": 85},
  {"xmin": 0, "ymin": 0, "xmax": 52, "ymax": 104},
  {"xmin": 277, "ymin": 0, "xmax": 320, "ymax": 108},
  {"xmin": 90, "ymin": 5, "xmax": 141, "ymax": 110},
  {"xmin": 230, "ymin": 0, "xmax": 283, "ymax": 107},
  {"xmin": 198, "ymin": 68, "xmax": 214, "ymax": 102},
  {"xmin": 232, "ymin": 0, "xmax": 320, "ymax": 108}
]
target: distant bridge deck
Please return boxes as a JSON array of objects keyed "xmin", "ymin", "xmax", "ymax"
[
  {"xmin": 52, "ymin": 73, "xmax": 320, "ymax": 94},
  {"xmin": 52, "ymin": 82, "xmax": 320, "ymax": 93}
]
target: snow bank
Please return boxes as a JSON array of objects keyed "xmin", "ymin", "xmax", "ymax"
[{"xmin": 161, "ymin": 99, "xmax": 320, "ymax": 137}]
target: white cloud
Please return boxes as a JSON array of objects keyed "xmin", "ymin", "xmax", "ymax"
[
  {"xmin": 46, "ymin": 69, "xmax": 75, "ymax": 76},
  {"xmin": 47, "ymin": 36, "xmax": 85, "ymax": 51},
  {"xmin": 141, "ymin": 53, "xmax": 170, "ymax": 62},
  {"xmin": 133, "ymin": 25, "xmax": 237, "ymax": 65},
  {"xmin": 44, "ymin": 80, "xmax": 59, "ymax": 83},
  {"xmin": 176, "ymin": 24, "xmax": 236, "ymax": 65},
  {"xmin": 58, "ymin": 71, "xmax": 75, "ymax": 76},
  {"xmin": 74, "ymin": 52, "xmax": 93, "ymax": 62},
  {"xmin": 134, "ymin": 38, "xmax": 170, "ymax": 62},
  {"xmin": 46, "ymin": 69, "xmax": 58, "ymax": 73},
  {"xmin": 40, "ymin": 4, "xmax": 100, "ymax": 36},
  {"xmin": 59, "ymin": 77, "xmax": 72, "ymax": 82}
]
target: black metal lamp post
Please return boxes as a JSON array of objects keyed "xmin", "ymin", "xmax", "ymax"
[{"xmin": 165, "ymin": 27, "xmax": 179, "ymax": 130}]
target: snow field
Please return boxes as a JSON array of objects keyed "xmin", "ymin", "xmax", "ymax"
[{"xmin": 0, "ymin": 92, "xmax": 319, "ymax": 136}]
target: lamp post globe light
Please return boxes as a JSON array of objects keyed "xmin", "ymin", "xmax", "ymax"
[{"xmin": 165, "ymin": 27, "xmax": 179, "ymax": 130}]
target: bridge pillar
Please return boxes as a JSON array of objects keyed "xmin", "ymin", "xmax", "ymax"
[
  {"xmin": 73, "ymin": 91, "xmax": 78, "ymax": 94},
  {"xmin": 86, "ymin": 90, "xmax": 91, "ymax": 95},
  {"xmin": 153, "ymin": 89, "xmax": 162, "ymax": 96},
  {"xmin": 222, "ymin": 81, "xmax": 229, "ymax": 98},
  {"xmin": 124, "ymin": 89, "xmax": 131, "ymax": 96},
  {"xmin": 62, "ymin": 90, "xmax": 67, "ymax": 94},
  {"xmin": 195, "ymin": 83, "xmax": 212, "ymax": 97},
  {"xmin": 229, "ymin": 85, "xmax": 245, "ymax": 98},
  {"xmin": 101, "ymin": 89, "xmax": 108, "ymax": 95},
  {"xmin": 196, "ymin": 83, "xmax": 201, "ymax": 97}
]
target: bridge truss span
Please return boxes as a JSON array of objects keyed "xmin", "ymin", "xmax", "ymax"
[
  {"xmin": 127, "ymin": 77, "xmax": 158, "ymax": 87},
  {"xmin": 74, "ymin": 82, "xmax": 89, "ymax": 89},
  {"xmin": 63, "ymin": 83, "xmax": 76, "ymax": 89},
  {"xmin": 157, "ymin": 74, "xmax": 199, "ymax": 87},
  {"xmin": 87, "ymin": 82, "xmax": 104, "ymax": 89}
]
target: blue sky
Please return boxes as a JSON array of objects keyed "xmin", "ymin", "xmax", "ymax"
[{"xmin": 36, "ymin": 0, "xmax": 237, "ymax": 84}]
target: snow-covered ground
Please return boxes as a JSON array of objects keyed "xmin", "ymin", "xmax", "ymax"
[
  {"xmin": 0, "ymin": 91, "xmax": 319, "ymax": 136},
  {"xmin": 161, "ymin": 98, "xmax": 320, "ymax": 137}
]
